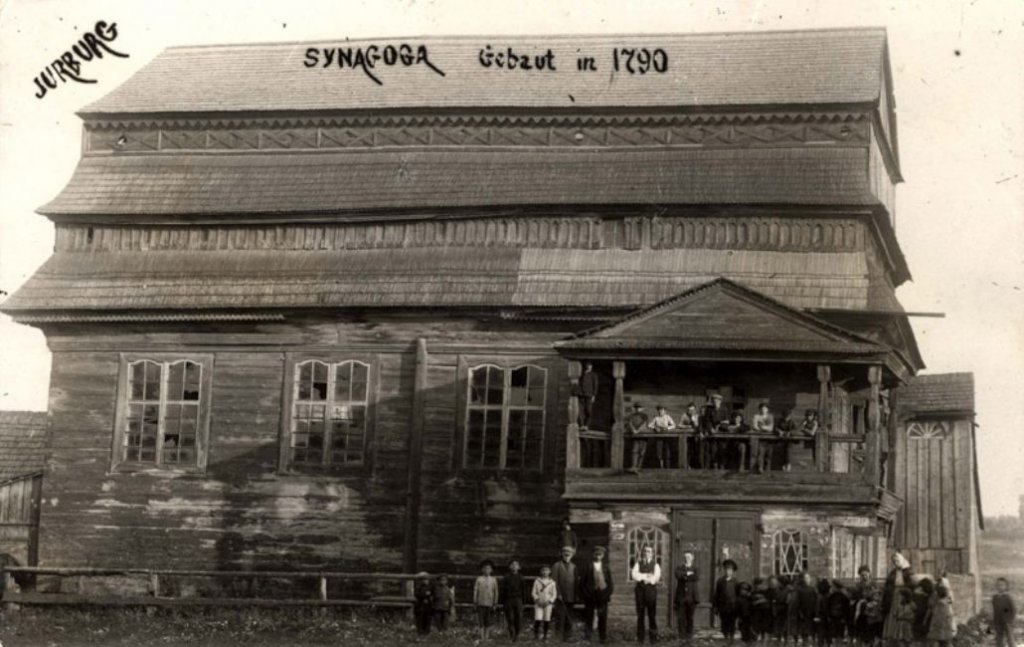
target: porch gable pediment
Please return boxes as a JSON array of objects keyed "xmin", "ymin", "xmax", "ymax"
[{"xmin": 556, "ymin": 278, "xmax": 886, "ymax": 355}]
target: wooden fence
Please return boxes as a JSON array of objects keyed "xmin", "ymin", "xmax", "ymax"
[{"xmin": 0, "ymin": 565, "xmax": 533, "ymax": 610}]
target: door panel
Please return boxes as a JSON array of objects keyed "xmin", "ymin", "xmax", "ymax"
[{"xmin": 673, "ymin": 510, "xmax": 759, "ymax": 630}]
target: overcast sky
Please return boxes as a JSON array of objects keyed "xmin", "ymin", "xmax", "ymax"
[{"xmin": 1, "ymin": 0, "xmax": 1022, "ymax": 516}]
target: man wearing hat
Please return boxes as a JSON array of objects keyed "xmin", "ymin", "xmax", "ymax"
[
  {"xmin": 627, "ymin": 401, "xmax": 651, "ymax": 473},
  {"xmin": 579, "ymin": 545, "xmax": 614, "ymax": 644},
  {"xmin": 551, "ymin": 545, "xmax": 579, "ymax": 642},
  {"xmin": 699, "ymin": 392, "xmax": 729, "ymax": 469},
  {"xmin": 714, "ymin": 558, "xmax": 741, "ymax": 643}
]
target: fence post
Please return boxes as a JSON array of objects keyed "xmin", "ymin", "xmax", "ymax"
[
  {"xmin": 318, "ymin": 575, "xmax": 328, "ymax": 617},
  {"xmin": 147, "ymin": 572, "xmax": 159, "ymax": 616},
  {"xmin": 404, "ymin": 577, "xmax": 415, "ymax": 620}
]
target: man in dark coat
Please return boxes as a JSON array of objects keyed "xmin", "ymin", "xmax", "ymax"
[
  {"xmin": 579, "ymin": 545, "xmax": 614, "ymax": 644},
  {"xmin": 577, "ymin": 362, "xmax": 600, "ymax": 430},
  {"xmin": 714, "ymin": 559, "xmax": 741, "ymax": 643},
  {"xmin": 551, "ymin": 545, "xmax": 579, "ymax": 642},
  {"xmin": 674, "ymin": 551, "xmax": 700, "ymax": 641},
  {"xmin": 699, "ymin": 392, "xmax": 730, "ymax": 469}
]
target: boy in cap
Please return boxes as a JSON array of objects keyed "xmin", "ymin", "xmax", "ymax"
[
  {"xmin": 552, "ymin": 545, "xmax": 579, "ymax": 642},
  {"xmin": 474, "ymin": 559, "xmax": 500, "ymax": 641},
  {"xmin": 413, "ymin": 570, "xmax": 434, "ymax": 638},
  {"xmin": 532, "ymin": 564, "xmax": 557, "ymax": 641},
  {"xmin": 627, "ymin": 401, "xmax": 651, "ymax": 473},
  {"xmin": 502, "ymin": 558, "xmax": 527, "ymax": 642},
  {"xmin": 579, "ymin": 544, "xmax": 615, "ymax": 643},
  {"xmin": 714, "ymin": 559, "xmax": 741, "ymax": 643}
]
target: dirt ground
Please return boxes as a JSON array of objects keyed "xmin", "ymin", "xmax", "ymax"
[{"xmin": 0, "ymin": 605, "xmax": 1017, "ymax": 647}]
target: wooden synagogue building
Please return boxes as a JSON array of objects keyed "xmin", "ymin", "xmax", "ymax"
[{"xmin": 1, "ymin": 28, "xmax": 983, "ymax": 621}]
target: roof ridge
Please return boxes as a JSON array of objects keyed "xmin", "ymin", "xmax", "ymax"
[{"xmin": 160, "ymin": 27, "xmax": 889, "ymax": 53}]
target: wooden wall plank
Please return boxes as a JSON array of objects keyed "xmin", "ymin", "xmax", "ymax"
[
  {"xmin": 953, "ymin": 421, "xmax": 971, "ymax": 551},
  {"xmin": 905, "ymin": 436, "xmax": 918, "ymax": 549},
  {"xmin": 940, "ymin": 429, "xmax": 956, "ymax": 549},
  {"xmin": 917, "ymin": 437, "xmax": 928, "ymax": 548},
  {"xmin": 894, "ymin": 422, "xmax": 907, "ymax": 548},
  {"xmin": 929, "ymin": 438, "xmax": 942, "ymax": 549}
]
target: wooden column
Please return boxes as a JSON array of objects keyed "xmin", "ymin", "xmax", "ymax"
[
  {"xmin": 816, "ymin": 365, "xmax": 831, "ymax": 472},
  {"xmin": 610, "ymin": 361, "xmax": 626, "ymax": 471},
  {"xmin": 566, "ymin": 360, "xmax": 582, "ymax": 470},
  {"xmin": 403, "ymin": 338, "xmax": 428, "ymax": 572},
  {"xmin": 865, "ymin": 365, "xmax": 883, "ymax": 485}
]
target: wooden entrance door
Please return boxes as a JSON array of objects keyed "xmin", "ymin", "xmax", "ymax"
[{"xmin": 671, "ymin": 510, "xmax": 759, "ymax": 629}]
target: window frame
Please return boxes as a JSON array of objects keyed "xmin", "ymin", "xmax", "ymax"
[
  {"xmin": 279, "ymin": 353, "xmax": 380, "ymax": 474},
  {"xmin": 772, "ymin": 528, "xmax": 808, "ymax": 576},
  {"xmin": 111, "ymin": 353, "xmax": 214, "ymax": 474},
  {"xmin": 456, "ymin": 356, "xmax": 554, "ymax": 474},
  {"xmin": 626, "ymin": 525, "xmax": 668, "ymax": 582}
]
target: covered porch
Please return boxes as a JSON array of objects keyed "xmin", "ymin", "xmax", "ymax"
[{"xmin": 555, "ymin": 279, "xmax": 913, "ymax": 492}]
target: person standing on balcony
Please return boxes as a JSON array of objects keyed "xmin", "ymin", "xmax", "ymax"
[
  {"xmin": 752, "ymin": 403, "xmax": 775, "ymax": 473},
  {"xmin": 800, "ymin": 409, "xmax": 821, "ymax": 464},
  {"xmin": 577, "ymin": 362, "xmax": 600, "ymax": 431},
  {"xmin": 679, "ymin": 403, "xmax": 701, "ymax": 469},
  {"xmin": 627, "ymin": 402, "xmax": 651, "ymax": 473},
  {"xmin": 700, "ymin": 393, "xmax": 729, "ymax": 469},
  {"xmin": 632, "ymin": 544, "xmax": 662, "ymax": 644},
  {"xmin": 674, "ymin": 551, "xmax": 700, "ymax": 642},
  {"xmin": 648, "ymin": 404, "xmax": 677, "ymax": 468},
  {"xmin": 775, "ymin": 408, "xmax": 798, "ymax": 471},
  {"xmin": 727, "ymin": 411, "xmax": 751, "ymax": 471}
]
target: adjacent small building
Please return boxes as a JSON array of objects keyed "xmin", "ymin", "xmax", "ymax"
[
  {"xmin": 0, "ymin": 28, "xmax": 983, "ymax": 621},
  {"xmin": 0, "ymin": 411, "xmax": 48, "ymax": 567}
]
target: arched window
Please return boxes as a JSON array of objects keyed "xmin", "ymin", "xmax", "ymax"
[
  {"xmin": 120, "ymin": 357, "xmax": 207, "ymax": 468},
  {"xmin": 465, "ymin": 363, "xmax": 546, "ymax": 470},
  {"xmin": 773, "ymin": 528, "xmax": 808, "ymax": 576},
  {"xmin": 627, "ymin": 525, "xmax": 668, "ymax": 581},
  {"xmin": 907, "ymin": 421, "xmax": 947, "ymax": 440},
  {"xmin": 290, "ymin": 359, "xmax": 371, "ymax": 467}
]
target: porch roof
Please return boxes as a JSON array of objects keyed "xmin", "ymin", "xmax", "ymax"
[{"xmin": 555, "ymin": 278, "xmax": 908, "ymax": 374}]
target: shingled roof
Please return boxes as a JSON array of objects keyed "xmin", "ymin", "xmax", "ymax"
[
  {"xmin": 1, "ymin": 247, "xmax": 895, "ymax": 314},
  {"xmin": 898, "ymin": 373, "xmax": 975, "ymax": 416},
  {"xmin": 0, "ymin": 412, "xmax": 49, "ymax": 481},
  {"xmin": 81, "ymin": 29, "xmax": 890, "ymax": 115},
  {"xmin": 39, "ymin": 147, "xmax": 876, "ymax": 217}
]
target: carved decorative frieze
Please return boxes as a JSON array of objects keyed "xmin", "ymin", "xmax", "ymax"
[
  {"xmin": 84, "ymin": 114, "xmax": 870, "ymax": 155},
  {"xmin": 55, "ymin": 216, "xmax": 864, "ymax": 254}
]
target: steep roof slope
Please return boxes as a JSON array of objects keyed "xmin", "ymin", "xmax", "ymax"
[{"xmin": 81, "ymin": 28, "xmax": 889, "ymax": 115}]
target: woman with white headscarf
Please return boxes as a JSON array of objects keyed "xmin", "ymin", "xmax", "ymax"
[{"xmin": 882, "ymin": 552, "xmax": 914, "ymax": 643}]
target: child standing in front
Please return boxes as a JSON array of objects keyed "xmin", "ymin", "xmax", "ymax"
[
  {"xmin": 502, "ymin": 558, "xmax": 527, "ymax": 642},
  {"xmin": 927, "ymin": 585, "xmax": 956, "ymax": 647},
  {"xmin": 889, "ymin": 588, "xmax": 916, "ymax": 647},
  {"xmin": 532, "ymin": 564, "xmax": 557, "ymax": 641},
  {"xmin": 474, "ymin": 559, "xmax": 500, "ymax": 642},
  {"xmin": 431, "ymin": 574, "xmax": 455, "ymax": 632},
  {"xmin": 992, "ymin": 577, "xmax": 1017, "ymax": 647},
  {"xmin": 413, "ymin": 571, "xmax": 434, "ymax": 639}
]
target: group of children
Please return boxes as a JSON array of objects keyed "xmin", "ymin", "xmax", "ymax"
[
  {"xmin": 713, "ymin": 568, "xmax": 959, "ymax": 647},
  {"xmin": 413, "ymin": 559, "xmax": 560, "ymax": 642}
]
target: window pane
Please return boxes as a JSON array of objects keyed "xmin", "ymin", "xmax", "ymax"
[
  {"xmin": 470, "ymin": 367, "xmax": 489, "ymax": 404},
  {"xmin": 486, "ymin": 366, "xmax": 504, "ymax": 406},
  {"xmin": 466, "ymin": 409, "xmax": 485, "ymax": 467},
  {"xmin": 144, "ymin": 362, "xmax": 162, "ymax": 401},
  {"xmin": 528, "ymin": 366, "xmax": 545, "ymax": 388},
  {"xmin": 312, "ymin": 362, "xmax": 329, "ymax": 400},
  {"xmin": 524, "ymin": 411, "xmax": 545, "ymax": 469},
  {"xmin": 483, "ymin": 410, "xmax": 502, "ymax": 468},
  {"xmin": 509, "ymin": 367, "xmax": 528, "ymax": 407},
  {"xmin": 507, "ymin": 410, "xmax": 525, "ymax": 469}
]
